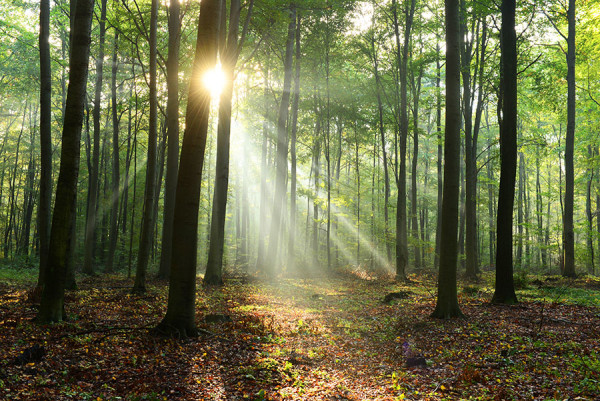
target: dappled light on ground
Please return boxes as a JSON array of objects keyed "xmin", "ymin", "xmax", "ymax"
[{"xmin": 1, "ymin": 273, "xmax": 599, "ymax": 399}]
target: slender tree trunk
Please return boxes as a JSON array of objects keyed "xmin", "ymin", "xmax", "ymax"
[
  {"xmin": 586, "ymin": 145, "xmax": 594, "ymax": 273},
  {"xmin": 83, "ymin": 0, "xmax": 108, "ymax": 275},
  {"xmin": 37, "ymin": 0, "xmax": 94, "ymax": 323},
  {"xmin": 265, "ymin": 6, "xmax": 296, "ymax": 275},
  {"xmin": 392, "ymin": 0, "xmax": 415, "ymax": 280},
  {"xmin": 562, "ymin": 0, "xmax": 576, "ymax": 277},
  {"xmin": 410, "ymin": 64, "xmax": 423, "ymax": 269},
  {"xmin": 434, "ymin": 41, "xmax": 443, "ymax": 271},
  {"xmin": 133, "ymin": 0, "xmax": 159, "ymax": 292},
  {"xmin": 38, "ymin": 0, "xmax": 52, "ymax": 286},
  {"xmin": 492, "ymin": 0, "xmax": 518, "ymax": 304},
  {"xmin": 256, "ymin": 53, "xmax": 270, "ymax": 271},
  {"xmin": 157, "ymin": 0, "xmax": 181, "ymax": 279},
  {"xmin": 106, "ymin": 31, "xmax": 120, "ymax": 273},
  {"xmin": 156, "ymin": 0, "xmax": 220, "ymax": 337},
  {"xmin": 288, "ymin": 13, "xmax": 301, "ymax": 270},
  {"xmin": 432, "ymin": 0, "xmax": 463, "ymax": 318},
  {"xmin": 517, "ymin": 152, "xmax": 524, "ymax": 269},
  {"xmin": 205, "ymin": 0, "xmax": 248, "ymax": 285},
  {"xmin": 371, "ymin": 37, "xmax": 391, "ymax": 267}
]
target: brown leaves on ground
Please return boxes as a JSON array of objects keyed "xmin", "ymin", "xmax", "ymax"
[{"xmin": 0, "ymin": 272, "xmax": 599, "ymax": 400}]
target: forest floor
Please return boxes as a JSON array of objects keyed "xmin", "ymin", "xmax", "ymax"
[{"xmin": 0, "ymin": 267, "xmax": 599, "ymax": 400}]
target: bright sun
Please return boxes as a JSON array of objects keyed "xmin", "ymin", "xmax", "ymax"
[{"xmin": 203, "ymin": 64, "xmax": 226, "ymax": 99}]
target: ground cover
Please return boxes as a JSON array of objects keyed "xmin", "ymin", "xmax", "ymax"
[{"xmin": 1, "ymin": 268, "xmax": 599, "ymax": 400}]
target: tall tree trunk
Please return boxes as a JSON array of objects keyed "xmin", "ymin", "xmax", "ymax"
[
  {"xmin": 205, "ymin": 0, "xmax": 251, "ymax": 285},
  {"xmin": 265, "ymin": 6, "xmax": 296, "ymax": 275},
  {"xmin": 157, "ymin": 0, "xmax": 181, "ymax": 279},
  {"xmin": 434, "ymin": 41, "xmax": 443, "ymax": 271},
  {"xmin": 562, "ymin": 0, "xmax": 576, "ymax": 277},
  {"xmin": 392, "ymin": 0, "xmax": 415, "ymax": 280},
  {"xmin": 492, "ymin": 0, "xmax": 518, "ymax": 304},
  {"xmin": 432, "ymin": 0, "xmax": 463, "ymax": 318},
  {"xmin": 536, "ymin": 143, "xmax": 546, "ymax": 268},
  {"xmin": 410, "ymin": 62, "xmax": 423, "ymax": 270},
  {"xmin": 133, "ymin": 0, "xmax": 159, "ymax": 292},
  {"xmin": 517, "ymin": 151, "xmax": 524, "ymax": 269},
  {"xmin": 371, "ymin": 36, "xmax": 391, "ymax": 267},
  {"xmin": 156, "ymin": 0, "xmax": 220, "ymax": 337},
  {"xmin": 586, "ymin": 145, "xmax": 594, "ymax": 273},
  {"xmin": 256, "ymin": 52, "xmax": 270, "ymax": 271},
  {"xmin": 106, "ymin": 31, "xmax": 120, "ymax": 273},
  {"xmin": 37, "ymin": 0, "xmax": 94, "ymax": 323},
  {"xmin": 288, "ymin": 12, "xmax": 301, "ymax": 270},
  {"xmin": 38, "ymin": 0, "xmax": 52, "ymax": 286},
  {"xmin": 83, "ymin": 0, "xmax": 108, "ymax": 275}
]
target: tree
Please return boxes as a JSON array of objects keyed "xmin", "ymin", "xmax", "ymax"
[
  {"xmin": 106, "ymin": 30, "xmax": 120, "ymax": 273},
  {"xmin": 155, "ymin": 0, "xmax": 220, "ymax": 337},
  {"xmin": 204, "ymin": 0, "xmax": 254, "ymax": 285},
  {"xmin": 157, "ymin": 0, "xmax": 181, "ymax": 280},
  {"xmin": 288, "ymin": 11, "xmax": 301, "ymax": 270},
  {"xmin": 431, "ymin": 0, "xmax": 463, "ymax": 319},
  {"xmin": 492, "ymin": 0, "xmax": 518, "ymax": 304},
  {"xmin": 37, "ymin": 0, "xmax": 95, "ymax": 323},
  {"xmin": 265, "ymin": 5, "xmax": 296, "ymax": 274},
  {"xmin": 392, "ymin": 0, "xmax": 415, "ymax": 280},
  {"xmin": 83, "ymin": 0, "xmax": 108, "ymax": 276},
  {"xmin": 562, "ymin": 0, "xmax": 576, "ymax": 277},
  {"xmin": 133, "ymin": 0, "xmax": 159, "ymax": 293},
  {"xmin": 38, "ymin": 0, "xmax": 52, "ymax": 287}
]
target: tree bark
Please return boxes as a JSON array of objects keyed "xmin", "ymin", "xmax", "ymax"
[
  {"xmin": 156, "ymin": 0, "xmax": 220, "ymax": 337},
  {"xmin": 83, "ymin": 0, "xmax": 108, "ymax": 275},
  {"xmin": 205, "ymin": 0, "xmax": 246, "ymax": 285},
  {"xmin": 492, "ymin": 0, "xmax": 518, "ymax": 304},
  {"xmin": 133, "ymin": 0, "xmax": 159, "ymax": 292},
  {"xmin": 265, "ymin": 6, "xmax": 296, "ymax": 275},
  {"xmin": 288, "ymin": 12, "xmax": 301, "ymax": 270},
  {"xmin": 431, "ymin": 0, "xmax": 464, "ymax": 318},
  {"xmin": 157, "ymin": 0, "xmax": 181, "ymax": 279},
  {"xmin": 38, "ymin": 0, "xmax": 52, "ymax": 286},
  {"xmin": 562, "ymin": 0, "xmax": 576, "ymax": 278},
  {"xmin": 37, "ymin": 0, "xmax": 94, "ymax": 323},
  {"xmin": 392, "ymin": 0, "xmax": 415, "ymax": 280},
  {"xmin": 106, "ymin": 31, "xmax": 120, "ymax": 273}
]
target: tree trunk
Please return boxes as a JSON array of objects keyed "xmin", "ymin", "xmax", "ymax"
[
  {"xmin": 38, "ymin": 0, "xmax": 52, "ymax": 286},
  {"xmin": 410, "ymin": 62, "xmax": 423, "ymax": 270},
  {"xmin": 392, "ymin": 0, "xmax": 415, "ymax": 280},
  {"xmin": 562, "ymin": 0, "xmax": 576, "ymax": 278},
  {"xmin": 83, "ymin": 0, "xmax": 108, "ymax": 275},
  {"xmin": 432, "ymin": 0, "xmax": 463, "ymax": 318},
  {"xmin": 288, "ymin": 12, "xmax": 301, "ymax": 270},
  {"xmin": 37, "ymin": 0, "xmax": 94, "ymax": 323},
  {"xmin": 106, "ymin": 31, "xmax": 120, "ymax": 273},
  {"xmin": 256, "ymin": 52, "xmax": 270, "ymax": 271},
  {"xmin": 156, "ymin": 0, "xmax": 220, "ymax": 337},
  {"xmin": 434, "ymin": 41, "xmax": 443, "ymax": 271},
  {"xmin": 205, "ymin": 0, "xmax": 246, "ymax": 285},
  {"xmin": 586, "ymin": 145, "xmax": 594, "ymax": 274},
  {"xmin": 492, "ymin": 0, "xmax": 518, "ymax": 304},
  {"xmin": 265, "ymin": 6, "xmax": 296, "ymax": 275},
  {"xmin": 157, "ymin": 0, "xmax": 181, "ymax": 279},
  {"xmin": 133, "ymin": 0, "xmax": 159, "ymax": 293},
  {"xmin": 371, "ymin": 36, "xmax": 391, "ymax": 268}
]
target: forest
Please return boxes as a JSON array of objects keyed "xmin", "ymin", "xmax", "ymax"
[{"xmin": 1, "ymin": 0, "xmax": 600, "ymax": 399}]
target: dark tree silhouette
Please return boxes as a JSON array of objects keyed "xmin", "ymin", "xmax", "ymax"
[
  {"xmin": 156, "ymin": 0, "xmax": 220, "ymax": 337},
  {"xmin": 431, "ymin": 0, "xmax": 463, "ymax": 319},
  {"xmin": 37, "ymin": 0, "xmax": 95, "ymax": 323},
  {"xmin": 492, "ymin": 0, "xmax": 518, "ymax": 304}
]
